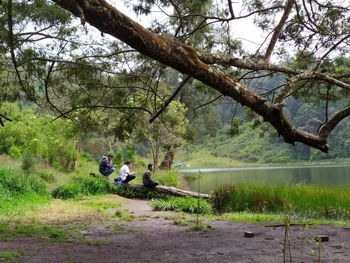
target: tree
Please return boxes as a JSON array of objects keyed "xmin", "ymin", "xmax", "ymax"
[{"xmin": 6, "ymin": 0, "xmax": 350, "ymax": 153}]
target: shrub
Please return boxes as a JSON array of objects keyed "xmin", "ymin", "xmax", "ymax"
[
  {"xmin": 0, "ymin": 168, "xmax": 48, "ymax": 214},
  {"xmin": 52, "ymin": 183, "xmax": 83, "ymax": 199},
  {"xmin": 73, "ymin": 176, "xmax": 115, "ymax": 195},
  {"xmin": 39, "ymin": 172, "xmax": 55, "ymax": 183},
  {"xmin": 21, "ymin": 150, "xmax": 35, "ymax": 173},
  {"xmin": 52, "ymin": 175, "xmax": 116, "ymax": 199}
]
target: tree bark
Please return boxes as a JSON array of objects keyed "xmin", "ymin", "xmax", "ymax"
[
  {"xmin": 121, "ymin": 183, "xmax": 210, "ymax": 199},
  {"xmin": 160, "ymin": 146, "xmax": 175, "ymax": 170}
]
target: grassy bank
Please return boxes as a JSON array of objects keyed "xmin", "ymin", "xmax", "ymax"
[
  {"xmin": 211, "ymin": 184, "xmax": 350, "ymax": 220},
  {"xmin": 175, "ymin": 147, "xmax": 350, "ymax": 169}
]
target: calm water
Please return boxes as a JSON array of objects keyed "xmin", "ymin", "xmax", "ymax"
[{"xmin": 180, "ymin": 165, "xmax": 350, "ymax": 193}]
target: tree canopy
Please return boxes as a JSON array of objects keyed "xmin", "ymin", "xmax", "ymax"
[{"xmin": 4, "ymin": 0, "xmax": 350, "ymax": 153}]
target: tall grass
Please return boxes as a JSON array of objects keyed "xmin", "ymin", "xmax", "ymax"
[
  {"xmin": 212, "ymin": 184, "xmax": 350, "ymax": 219},
  {"xmin": 153, "ymin": 170, "xmax": 180, "ymax": 187},
  {"xmin": 0, "ymin": 168, "xmax": 49, "ymax": 214},
  {"xmin": 52, "ymin": 175, "xmax": 116, "ymax": 199},
  {"xmin": 152, "ymin": 197, "xmax": 213, "ymax": 214}
]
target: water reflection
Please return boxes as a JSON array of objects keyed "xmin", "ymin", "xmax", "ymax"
[
  {"xmin": 182, "ymin": 165, "xmax": 350, "ymax": 193},
  {"xmin": 289, "ymin": 169, "xmax": 311, "ymax": 184}
]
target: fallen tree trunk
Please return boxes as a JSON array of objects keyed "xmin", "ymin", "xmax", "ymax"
[{"xmin": 121, "ymin": 184, "xmax": 211, "ymax": 199}]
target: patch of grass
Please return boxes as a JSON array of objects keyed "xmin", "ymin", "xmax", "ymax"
[
  {"xmin": 0, "ymin": 224, "xmax": 70, "ymax": 242},
  {"xmin": 114, "ymin": 209, "xmax": 136, "ymax": 221},
  {"xmin": 111, "ymin": 224, "xmax": 130, "ymax": 233},
  {"xmin": 0, "ymin": 251, "xmax": 24, "ymax": 260},
  {"xmin": 211, "ymin": 184, "xmax": 350, "ymax": 220},
  {"xmin": 0, "ymin": 167, "xmax": 49, "ymax": 215},
  {"xmin": 175, "ymin": 149, "xmax": 248, "ymax": 168},
  {"xmin": 187, "ymin": 224, "xmax": 212, "ymax": 232},
  {"xmin": 152, "ymin": 197, "xmax": 212, "ymax": 214},
  {"xmin": 0, "ymin": 195, "xmax": 126, "ymax": 226}
]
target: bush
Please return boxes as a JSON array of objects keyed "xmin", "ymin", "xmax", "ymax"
[
  {"xmin": 153, "ymin": 170, "xmax": 180, "ymax": 187},
  {"xmin": 39, "ymin": 172, "xmax": 55, "ymax": 183},
  {"xmin": 152, "ymin": 197, "xmax": 213, "ymax": 214},
  {"xmin": 52, "ymin": 175, "xmax": 116, "ymax": 199},
  {"xmin": 73, "ymin": 176, "xmax": 115, "ymax": 195},
  {"xmin": 21, "ymin": 150, "xmax": 35, "ymax": 173},
  {"xmin": 52, "ymin": 183, "xmax": 83, "ymax": 199},
  {"xmin": 0, "ymin": 168, "xmax": 48, "ymax": 214}
]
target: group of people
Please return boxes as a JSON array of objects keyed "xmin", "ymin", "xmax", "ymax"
[{"xmin": 99, "ymin": 154, "xmax": 158, "ymax": 187}]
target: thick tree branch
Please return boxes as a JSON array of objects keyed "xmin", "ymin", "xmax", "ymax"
[
  {"xmin": 149, "ymin": 75, "xmax": 191, "ymax": 124},
  {"xmin": 318, "ymin": 106, "xmax": 350, "ymax": 139},
  {"xmin": 197, "ymin": 53, "xmax": 350, "ymax": 91}
]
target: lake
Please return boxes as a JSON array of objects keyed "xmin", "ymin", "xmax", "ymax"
[{"xmin": 180, "ymin": 165, "xmax": 350, "ymax": 193}]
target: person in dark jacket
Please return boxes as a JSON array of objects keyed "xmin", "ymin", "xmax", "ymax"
[
  {"xmin": 142, "ymin": 163, "xmax": 159, "ymax": 188},
  {"xmin": 99, "ymin": 154, "xmax": 116, "ymax": 177}
]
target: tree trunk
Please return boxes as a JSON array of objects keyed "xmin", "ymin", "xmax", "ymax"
[
  {"xmin": 159, "ymin": 146, "xmax": 175, "ymax": 170},
  {"xmin": 121, "ymin": 183, "xmax": 210, "ymax": 199}
]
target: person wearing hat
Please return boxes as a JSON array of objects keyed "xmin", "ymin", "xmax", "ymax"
[{"xmin": 99, "ymin": 154, "xmax": 116, "ymax": 177}]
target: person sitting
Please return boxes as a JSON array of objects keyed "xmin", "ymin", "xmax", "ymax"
[
  {"xmin": 114, "ymin": 161, "xmax": 136, "ymax": 185},
  {"xmin": 142, "ymin": 164, "xmax": 159, "ymax": 188},
  {"xmin": 99, "ymin": 154, "xmax": 116, "ymax": 177}
]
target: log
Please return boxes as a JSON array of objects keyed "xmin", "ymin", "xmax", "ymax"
[{"xmin": 120, "ymin": 183, "xmax": 211, "ymax": 199}]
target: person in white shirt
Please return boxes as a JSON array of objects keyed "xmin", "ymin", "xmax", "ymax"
[{"xmin": 114, "ymin": 161, "xmax": 136, "ymax": 185}]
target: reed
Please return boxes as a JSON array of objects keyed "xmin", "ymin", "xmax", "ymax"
[{"xmin": 211, "ymin": 184, "xmax": 350, "ymax": 219}]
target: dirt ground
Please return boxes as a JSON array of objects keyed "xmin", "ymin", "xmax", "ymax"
[{"xmin": 1, "ymin": 199, "xmax": 350, "ymax": 263}]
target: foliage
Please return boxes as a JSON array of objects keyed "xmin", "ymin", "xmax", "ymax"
[
  {"xmin": 52, "ymin": 175, "xmax": 115, "ymax": 199},
  {"xmin": 152, "ymin": 197, "xmax": 212, "ymax": 214},
  {"xmin": 114, "ymin": 185, "xmax": 169, "ymax": 200},
  {"xmin": 0, "ymin": 223, "xmax": 70, "ymax": 242},
  {"xmin": 153, "ymin": 170, "xmax": 180, "ymax": 187},
  {"xmin": 211, "ymin": 184, "xmax": 350, "ymax": 219},
  {"xmin": 51, "ymin": 183, "xmax": 84, "ymax": 200},
  {"xmin": 0, "ymin": 167, "xmax": 49, "ymax": 214},
  {"xmin": 0, "ymin": 103, "xmax": 78, "ymax": 171}
]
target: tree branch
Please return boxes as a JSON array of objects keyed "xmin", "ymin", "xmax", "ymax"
[
  {"xmin": 264, "ymin": 0, "xmax": 295, "ymax": 61},
  {"xmin": 149, "ymin": 75, "xmax": 191, "ymax": 124},
  {"xmin": 52, "ymin": 0, "xmax": 345, "ymax": 152}
]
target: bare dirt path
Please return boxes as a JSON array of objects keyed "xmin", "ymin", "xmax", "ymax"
[{"xmin": 1, "ymin": 199, "xmax": 350, "ymax": 263}]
